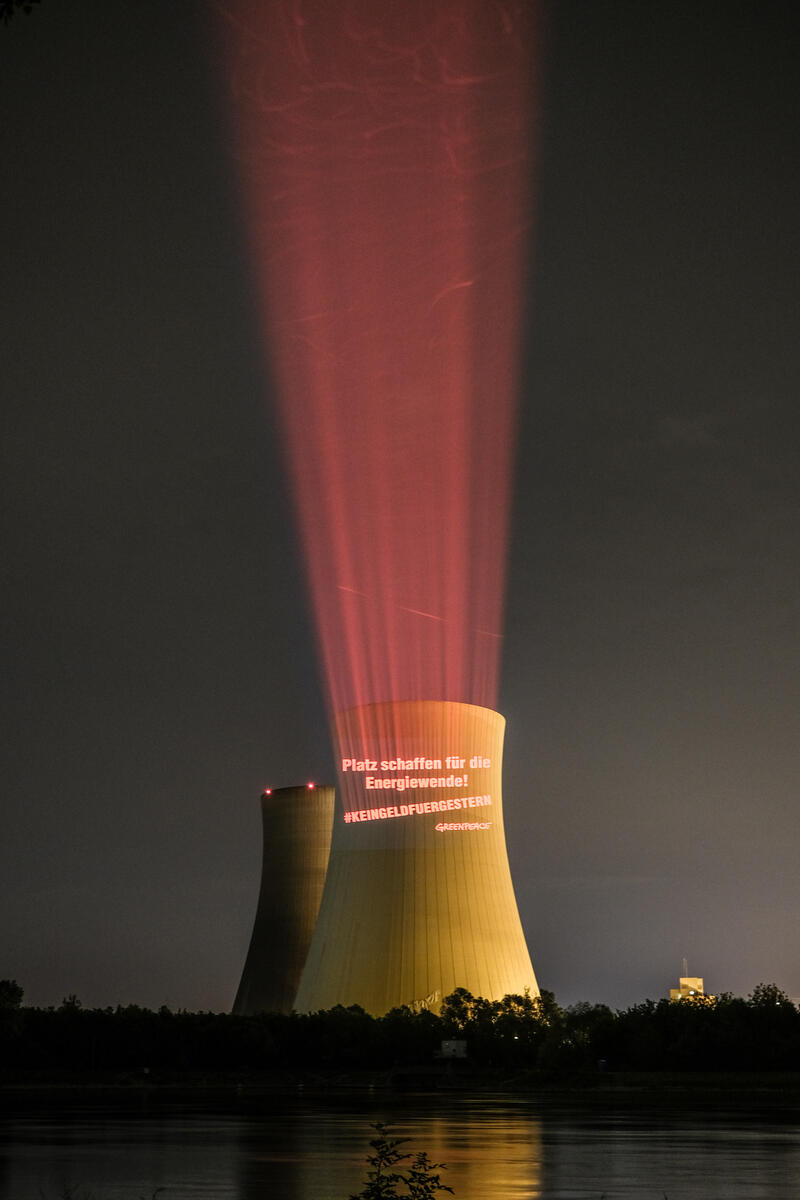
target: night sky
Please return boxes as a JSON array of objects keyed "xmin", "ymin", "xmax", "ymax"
[{"xmin": 2, "ymin": 1, "xmax": 798, "ymax": 1012}]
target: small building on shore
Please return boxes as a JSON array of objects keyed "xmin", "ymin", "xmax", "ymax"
[{"xmin": 669, "ymin": 975, "xmax": 706, "ymax": 1001}]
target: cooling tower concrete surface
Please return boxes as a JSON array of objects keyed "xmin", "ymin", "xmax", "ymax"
[
  {"xmin": 294, "ymin": 701, "xmax": 537, "ymax": 1015},
  {"xmin": 233, "ymin": 784, "xmax": 334, "ymax": 1014}
]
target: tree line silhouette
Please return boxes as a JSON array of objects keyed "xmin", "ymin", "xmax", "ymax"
[{"xmin": 1, "ymin": 979, "xmax": 798, "ymax": 1077}]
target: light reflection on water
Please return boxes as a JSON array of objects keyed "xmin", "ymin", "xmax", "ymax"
[
  {"xmin": 241, "ymin": 1104, "xmax": 543, "ymax": 1200},
  {"xmin": 2, "ymin": 1093, "xmax": 800, "ymax": 1200}
]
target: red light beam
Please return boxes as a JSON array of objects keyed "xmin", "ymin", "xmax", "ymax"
[{"xmin": 214, "ymin": 0, "xmax": 541, "ymax": 714}]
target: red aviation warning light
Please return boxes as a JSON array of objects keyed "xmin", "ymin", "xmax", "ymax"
[{"xmin": 234, "ymin": 785, "xmax": 335, "ymax": 1015}]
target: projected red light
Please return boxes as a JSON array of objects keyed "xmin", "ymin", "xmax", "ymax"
[{"xmin": 215, "ymin": 0, "xmax": 540, "ymax": 713}]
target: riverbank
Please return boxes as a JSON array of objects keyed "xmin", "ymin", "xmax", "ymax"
[{"xmin": 4, "ymin": 1068, "xmax": 800, "ymax": 1106}]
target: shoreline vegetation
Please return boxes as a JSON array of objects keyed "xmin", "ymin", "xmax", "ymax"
[{"xmin": 2, "ymin": 980, "xmax": 800, "ymax": 1093}]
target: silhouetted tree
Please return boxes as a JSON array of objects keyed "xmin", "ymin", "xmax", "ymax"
[
  {"xmin": 0, "ymin": 979, "xmax": 23, "ymax": 1008},
  {"xmin": 0, "ymin": 978, "xmax": 24, "ymax": 1052},
  {"xmin": 749, "ymin": 982, "xmax": 794, "ymax": 1009},
  {"xmin": 2, "ymin": 982, "xmax": 798, "ymax": 1078},
  {"xmin": 350, "ymin": 1124, "xmax": 452, "ymax": 1200},
  {"xmin": 1, "ymin": 0, "xmax": 42, "ymax": 24}
]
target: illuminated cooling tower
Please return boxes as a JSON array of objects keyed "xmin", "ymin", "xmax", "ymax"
[
  {"xmin": 233, "ymin": 784, "xmax": 334, "ymax": 1015},
  {"xmin": 294, "ymin": 702, "xmax": 537, "ymax": 1015}
]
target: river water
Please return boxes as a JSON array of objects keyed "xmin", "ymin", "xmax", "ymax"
[{"xmin": 2, "ymin": 1090, "xmax": 799, "ymax": 1200}]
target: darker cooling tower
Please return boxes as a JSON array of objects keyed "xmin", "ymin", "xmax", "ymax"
[{"xmin": 233, "ymin": 784, "xmax": 334, "ymax": 1014}]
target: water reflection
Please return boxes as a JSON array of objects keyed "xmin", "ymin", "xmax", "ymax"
[
  {"xmin": 538, "ymin": 1106, "xmax": 800, "ymax": 1199},
  {"xmin": 0, "ymin": 1109, "xmax": 242, "ymax": 1199},
  {"xmin": 2, "ymin": 1093, "xmax": 800, "ymax": 1199},
  {"xmin": 391, "ymin": 1106, "xmax": 543, "ymax": 1200},
  {"xmin": 237, "ymin": 1100, "xmax": 543, "ymax": 1200}
]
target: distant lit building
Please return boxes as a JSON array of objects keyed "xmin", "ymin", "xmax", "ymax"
[{"xmin": 670, "ymin": 975, "xmax": 707, "ymax": 1001}]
